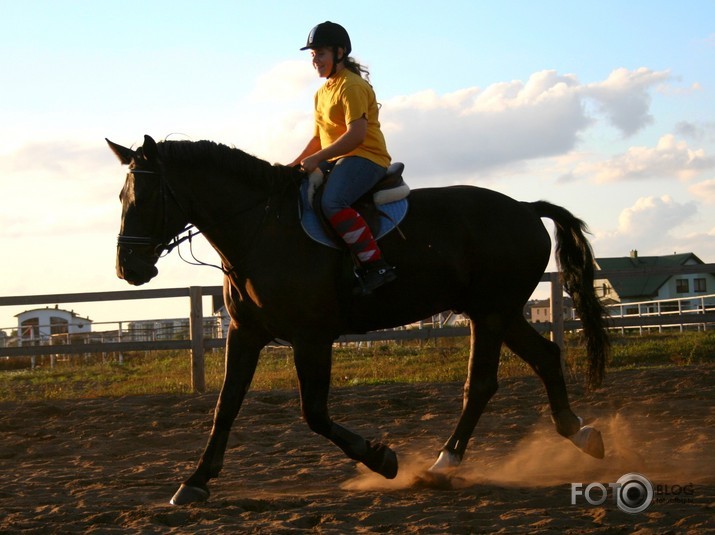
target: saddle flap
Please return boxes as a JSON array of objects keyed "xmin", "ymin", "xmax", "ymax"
[{"xmin": 299, "ymin": 178, "xmax": 409, "ymax": 250}]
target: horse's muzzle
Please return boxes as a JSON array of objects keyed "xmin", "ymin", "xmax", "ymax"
[{"xmin": 116, "ymin": 247, "xmax": 159, "ymax": 286}]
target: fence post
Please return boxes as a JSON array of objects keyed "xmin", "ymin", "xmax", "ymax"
[{"xmin": 189, "ymin": 286, "xmax": 206, "ymax": 393}]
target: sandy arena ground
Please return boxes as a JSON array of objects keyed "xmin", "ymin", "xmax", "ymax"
[{"xmin": 0, "ymin": 364, "xmax": 713, "ymax": 533}]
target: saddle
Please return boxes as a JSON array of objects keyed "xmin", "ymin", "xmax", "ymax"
[
  {"xmin": 300, "ymin": 163, "xmax": 410, "ymax": 250},
  {"xmin": 307, "ymin": 162, "xmax": 409, "ymax": 208}
]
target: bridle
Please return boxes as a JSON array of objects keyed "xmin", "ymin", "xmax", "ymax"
[
  {"xmin": 117, "ymin": 166, "xmax": 196, "ymax": 259},
  {"xmin": 117, "ymin": 159, "xmax": 289, "ymax": 276}
]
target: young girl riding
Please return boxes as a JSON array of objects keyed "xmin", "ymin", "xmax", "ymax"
[{"xmin": 290, "ymin": 21, "xmax": 397, "ymax": 294}]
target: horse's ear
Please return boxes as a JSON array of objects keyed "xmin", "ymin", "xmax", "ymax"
[
  {"xmin": 142, "ymin": 135, "xmax": 158, "ymax": 161},
  {"xmin": 106, "ymin": 138, "xmax": 135, "ymax": 165}
]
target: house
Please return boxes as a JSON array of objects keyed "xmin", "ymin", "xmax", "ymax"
[
  {"xmin": 525, "ymin": 297, "xmax": 575, "ymax": 324},
  {"xmin": 16, "ymin": 306, "xmax": 92, "ymax": 346},
  {"xmin": 127, "ymin": 318, "xmax": 190, "ymax": 341},
  {"xmin": 126, "ymin": 317, "xmax": 220, "ymax": 341},
  {"xmin": 408, "ymin": 311, "xmax": 469, "ymax": 329},
  {"xmin": 594, "ymin": 251, "xmax": 715, "ymax": 308}
]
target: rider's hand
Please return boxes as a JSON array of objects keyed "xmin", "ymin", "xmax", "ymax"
[{"xmin": 300, "ymin": 154, "xmax": 321, "ymax": 173}]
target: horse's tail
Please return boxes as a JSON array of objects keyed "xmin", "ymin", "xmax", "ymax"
[{"xmin": 532, "ymin": 200, "xmax": 610, "ymax": 388}]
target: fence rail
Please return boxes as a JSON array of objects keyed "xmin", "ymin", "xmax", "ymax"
[{"xmin": 2, "ymin": 264, "xmax": 714, "ymax": 392}]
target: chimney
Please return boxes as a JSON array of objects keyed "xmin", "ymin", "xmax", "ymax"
[{"xmin": 630, "ymin": 249, "xmax": 638, "ymax": 258}]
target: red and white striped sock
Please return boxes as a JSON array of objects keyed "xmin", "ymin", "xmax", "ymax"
[{"xmin": 329, "ymin": 208, "xmax": 382, "ymax": 264}]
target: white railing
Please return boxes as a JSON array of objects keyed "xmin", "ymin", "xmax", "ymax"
[
  {"xmin": 604, "ymin": 293, "xmax": 715, "ymax": 333},
  {"xmin": 0, "ymin": 317, "xmax": 224, "ymax": 348}
]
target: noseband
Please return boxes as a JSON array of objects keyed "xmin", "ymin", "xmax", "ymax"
[{"xmin": 117, "ymin": 168, "xmax": 194, "ymax": 257}]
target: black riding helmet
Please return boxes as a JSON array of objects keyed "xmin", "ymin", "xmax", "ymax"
[
  {"xmin": 301, "ymin": 21, "xmax": 352, "ymax": 54},
  {"xmin": 301, "ymin": 21, "xmax": 351, "ymax": 77}
]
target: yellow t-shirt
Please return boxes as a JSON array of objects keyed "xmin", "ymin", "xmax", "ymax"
[{"xmin": 313, "ymin": 68, "xmax": 391, "ymax": 168}]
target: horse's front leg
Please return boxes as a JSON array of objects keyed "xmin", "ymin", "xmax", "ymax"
[
  {"xmin": 170, "ymin": 323, "xmax": 271, "ymax": 505},
  {"xmin": 293, "ymin": 338, "xmax": 398, "ymax": 479}
]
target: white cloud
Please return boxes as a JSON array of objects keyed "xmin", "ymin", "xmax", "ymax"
[
  {"xmin": 593, "ymin": 195, "xmax": 699, "ymax": 256},
  {"xmin": 618, "ymin": 195, "xmax": 695, "ymax": 235},
  {"xmin": 689, "ymin": 178, "xmax": 715, "ymax": 204},
  {"xmin": 675, "ymin": 121, "xmax": 705, "ymax": 141},
  {"xmin": 671, "ymin": 227, "xmax": 715, "ymax": 262},
  {"xmin": 247, "ymin": 60, "xmax": 317, "ymax": 103},
  {"xmin": 380, "ymin": 70, "xmax": 593, "ymax": 183},
  {"xmin": 359, "ymin": 67, "xmax": 676, "ymax": 185},
  {"xmin": 580, "ymin": 67, "xmax": 671, "ymax": 136},
  {"xmin": 573, "ymin": 135, "xmax": 715, "ymax": 183}
]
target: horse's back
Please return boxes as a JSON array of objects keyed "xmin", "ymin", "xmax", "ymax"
[
  {"xmin": 347, "ymin": 185, "xmax": 553, "ymax": 327},
  {"xmin": 401, "ymin": 185, "xmax": 550, "ymax": 252},
  {"xmin": 409, "ymin": 184, "xmax": 530, "ymax": 214}
]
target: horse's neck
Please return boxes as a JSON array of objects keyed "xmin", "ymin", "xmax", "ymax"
[{"xmin": 183, "ymin": 165, "xmax": 298, "ymax": 267}]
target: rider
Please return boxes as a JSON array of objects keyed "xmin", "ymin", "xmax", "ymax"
[{"xmin": 290, "ymin": 21, "xmax": 397, "ymax": 294}]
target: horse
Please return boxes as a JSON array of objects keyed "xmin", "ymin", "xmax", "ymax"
[{"xmin": 107, "ymin": 134, "xmax": 610, "ymax": 505}]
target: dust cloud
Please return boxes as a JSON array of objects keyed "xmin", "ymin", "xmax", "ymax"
[{"xmin": 343, "ymin": 410, "xmax": 714, "ymax": 491}]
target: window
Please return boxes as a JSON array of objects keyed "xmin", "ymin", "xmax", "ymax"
[
  {"xmin": 600, "ymin": 283, "xmax": 612, "ymax": 297},
  {"xmin": 694, "ymin": 278, "xmax": 707, "ymax": 293},
  {"xmin": 676, "ymin": 279, "xmax": 689, "ymax": 293},
  {"xmin": 20, "ymin": 318, "xmax": 39, "ymax": 342},
  {"xmin": 50, "ymin": 316, "xmax": 69, "ymax": 335}
]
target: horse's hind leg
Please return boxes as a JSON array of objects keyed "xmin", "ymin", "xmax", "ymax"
[
  {"xmin": 293, "ymin": 338, "xmax": 398, "ymax": 479},
  {"xmin": 430, "ymin": 317, "xmax": 502, "ymax": 472},
  {"xmin": 503, "ymin": 316, "xmax": 604, "ymax": 459},
  {"xmin": 170, "ymin": 323, "xmax": 271, "ymax": 505}
]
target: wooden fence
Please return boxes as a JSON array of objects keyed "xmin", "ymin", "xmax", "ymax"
[
  {"xmin": 0, "ymin": 286, "xmax": 222, "ymax": 393},
  {"xmin": 2, "ymin": 264, "xmax": 714, "ymax": 392}
]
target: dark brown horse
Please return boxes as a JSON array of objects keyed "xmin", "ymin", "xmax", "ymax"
[{"xmin": 107, "ymin": 135, "xmax": 609, "ymax": 505}]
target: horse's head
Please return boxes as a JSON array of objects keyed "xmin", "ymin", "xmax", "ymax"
[{"xmin": 107, "ymin": 135, "xmax": 187, "ymax": 286}]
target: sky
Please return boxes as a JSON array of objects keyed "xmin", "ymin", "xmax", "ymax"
[{"xmin": 1, "ymin": 0, "xmax": 714, "ymax": 330}]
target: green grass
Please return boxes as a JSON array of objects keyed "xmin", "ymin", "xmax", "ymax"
[
  {"xmin": 565, "ymin": 330, "xmax": 715, "ymax": 370},
  {"xmin": 1, "ymin": 331, "xmax": 713, "ymax": 402}
]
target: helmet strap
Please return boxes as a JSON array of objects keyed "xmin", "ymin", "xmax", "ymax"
[{"xmin": 329, "ymin": 47, "xmax": 345, "ymax": 78}]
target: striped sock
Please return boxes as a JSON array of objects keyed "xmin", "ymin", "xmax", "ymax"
[{"xmin": 329, "ymin": 208, "xmax": 382, "ymax": 264}]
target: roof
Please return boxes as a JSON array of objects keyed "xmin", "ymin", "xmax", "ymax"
[
  {"xmin": 15, "ymin": 306, "xmax": 92, "ymax": 322},
  {"xmin": 595, "ymin": 252, "xmax": 703, "ymax": 299}
]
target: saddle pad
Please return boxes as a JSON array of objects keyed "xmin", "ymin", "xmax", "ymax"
[{"xmin": 299, "ymin": 180, "xmax": 409, "ymax": 249}]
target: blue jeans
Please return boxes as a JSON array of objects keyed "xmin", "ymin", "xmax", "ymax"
[{"xmin": 320, "ymin": 156, "xmax": 387, "ymax": 219}]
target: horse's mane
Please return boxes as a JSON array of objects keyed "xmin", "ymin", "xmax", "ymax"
[{"xmin": 156, "ymin": 140, "xmax": 297, "ymax": 189}]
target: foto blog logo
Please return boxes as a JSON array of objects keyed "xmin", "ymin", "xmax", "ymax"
[{"xmin": 571, "ymin": 472, "xmax": 654, "ymax": 514}]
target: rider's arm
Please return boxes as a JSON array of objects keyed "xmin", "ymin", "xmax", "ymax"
[
  {"xmin": 300, "ymin": 117, "xmax": 367, "ymax": 172},
  {"xmin": 288, "ymin": 136, "xmax": 322, "ymax": 168}
]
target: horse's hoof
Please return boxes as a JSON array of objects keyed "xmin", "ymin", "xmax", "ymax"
[
  {"xmin": 379, "ymin": 447, "xmax": 399, "ymax": 479},
  {"xmin": 428, "ymin": 450, "xmax": 461, "ymax": 473},
  {"xmin": 365, "ymin": 443, "xmax": 399, "ymax": 479},
  {"xmin": 569, "ymin": 425, "xmax": 605, "ymax": 459},
  {"xmin": 170, "ymin": 483, "xmax": 210, "ymax": 505}
]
